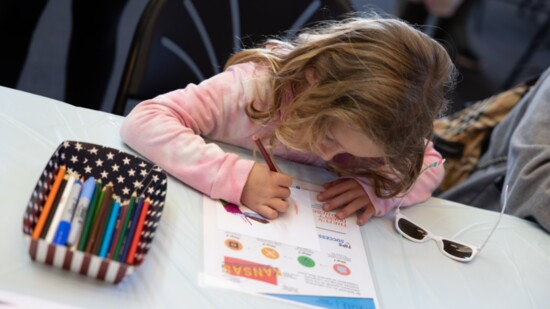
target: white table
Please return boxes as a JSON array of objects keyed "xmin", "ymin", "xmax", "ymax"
[{"xmin": 1, "ymin": 86, "xmax": 549, "ymax": 309}]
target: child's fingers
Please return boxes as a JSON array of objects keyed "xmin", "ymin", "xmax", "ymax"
[
  {"xmin": 356, "ymin": 205, "xmax": 375, "ymax": 226},
  {"xmin": 256, "ymin": 205, "xmax": 279, "ymax": 219},
  {"xmin": 322, "ymin": 178, "xmax": 347, "ymax": 189},
  {"xmin": 317, "ymin": 179, "xmax": 359, "ymax": 202},
  {"xmin": 273, "ymin": 186, "xmax": 291, "ymax": 199},
  {"xmin": 273, "ymin": 172, "xmax": 292, "ymax": 188},
  {"xmin": 322, "ymin": 189, "xmax": 359, "ymax": 212},
  {"xmin": 256, "ymin": 199, "xmax": 289, "ymax": 219},
  {"xmin": 333, "ymin": 196, "xmax": 370, "ymax": 219},
  {"xmin": 267, "ymin": 197, "xmax": 290, "ymax": 213}
]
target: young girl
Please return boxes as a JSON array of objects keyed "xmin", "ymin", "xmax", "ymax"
[{"xmin": 120, "ymin": 15, "xmax": 456, "ymax": 226}]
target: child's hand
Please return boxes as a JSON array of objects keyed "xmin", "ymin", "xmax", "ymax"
[
  {"xmin": 317, "ymin": 179, "xmax": 374, "ymax": 226},
  {"xmin": 241, "ymin": 164, "xmax": 292, "ymax": 219}
]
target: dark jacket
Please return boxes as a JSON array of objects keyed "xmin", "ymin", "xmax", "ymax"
[{"xmin": 438, "ymin": 67, "xmax": 550, "ymax": 233}]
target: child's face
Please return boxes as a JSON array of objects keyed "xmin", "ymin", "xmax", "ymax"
[{"xmin": 316, "ymin": 123, "xmax": 385, "ymax": 161}]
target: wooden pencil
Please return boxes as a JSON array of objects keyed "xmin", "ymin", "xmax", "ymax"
[
  {"xmin": 40, "ymin": 176, "xmax": 68, "ymax": 239},
  {"xmin": 32, "ymin": 165, "xmax": 66, "ymax": 239},
  {"xmin": 85, "ymin": 183, "xmax": 113, "ymax": 253},
  {"xmin": 107, "ymin": 201, "xmax": 128, "ymax": 259},
  {"xmin": 120, "ymin": 195, "xmax": 145, "ymax": 262},
  {"xmin": 93, "ymin": 195, "xmax": 116, "ymax": 254},
  {"xmin": 77, "ymin": 179, "xmax": 102, "ymax": 251},
  {"xmin": 127, "ymin": 197, "xmax": 151, "ymax": 265},
  {"xmin": 113, "ymin": 192, "xmax": 137, "ymax": 261}
]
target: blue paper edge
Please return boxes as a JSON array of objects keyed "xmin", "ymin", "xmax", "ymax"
[{"xmin": 265, "ymin": 293, "xmax": 376, "ymax": 309}]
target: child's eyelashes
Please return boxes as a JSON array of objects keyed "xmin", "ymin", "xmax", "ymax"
[{"xmin": 325, "ymin": 133, "xmax": 336, "ymax": 143}]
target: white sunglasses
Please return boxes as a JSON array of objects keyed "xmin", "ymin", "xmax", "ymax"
[{"xmin": 394, "ymin": 160, "xmax": 508, "ymax": 262}]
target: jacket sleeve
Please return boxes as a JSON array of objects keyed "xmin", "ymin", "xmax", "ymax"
[
  {"xmin": 505, "ymin": 68, "xmax": 550, "ymax": 232},
  {"xmin": 120, "ymin": 64, "xmax": 260, "ymax": 205},
  {"xmin": 358, "ymin": 141, "xmax": 445, "ymax": 216}
]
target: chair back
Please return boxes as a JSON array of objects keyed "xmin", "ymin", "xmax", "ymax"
[{"xmin": 113, "ymin": 0, "xmax": 353, "ymax": 115}]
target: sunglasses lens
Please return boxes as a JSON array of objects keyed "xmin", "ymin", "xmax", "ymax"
[
  {"xmin": 442, "ymin": 239, "xmax": 474, "ymax": 259},
  {"xmin": 397, "ymin": 218, "xmax": 428, "ymax": 240}
]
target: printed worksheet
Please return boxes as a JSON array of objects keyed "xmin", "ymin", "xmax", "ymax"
[
  {"xmin": 216, "ymin": 185, "xmax": 320, "ymax": 251},
  {"xmin": 202, "ymin": 182, "xmax": 378, "ymax": 309}
]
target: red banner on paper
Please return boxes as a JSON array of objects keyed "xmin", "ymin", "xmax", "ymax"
[{"xmin": 223, "ymin": 256, "xmax": 280, "ymax": 285}]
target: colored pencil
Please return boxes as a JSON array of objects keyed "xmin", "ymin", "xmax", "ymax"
[
  {"xmin": 94, "ymin": 196, "xmax": 115, "ymax": 254},
  {"xmin": 113, "ymin": 192, "xmax": 137, "ymax": 260},
  {"xmin": 108, "ymin": 201, "xmax": 127, "ymax": 259},
  {"xmin": 77, "ymin": 178, "xmax": 102, "ymax": 251},
  {"xmin": 92, "ymin": 193, "xmax": 115, "ymax": 254},
  {"xmin": 40, "ymin": 176, "xmax": 68, "ymax": 239},
  {"xmin": 252, "ymin": 135, "xmax": 277, "ymax": 172},
  {"xmin": 32, "ymin": 165, "xmax": 66, "ymax": 239},
  {"xmin": 120, "ymin": 195, "xmax": 145, "ymax": 262},
  {"xmin": 99, "ymin": 197, "xmax": 121, "ymax": 257},
  {"xmin": 127, "ymin": 197, "xmax": 151, "ymax": 265},
  {"xmin": 85, "ymin": 183, "xmax": 113, "ymax": 253},
  {"xmin": 91, "ymin": 183, "xmax": 107, "ymax": 228},
  {"xmin": 45, "ymin": 175, "xmax": 76, "ymax": 243}
]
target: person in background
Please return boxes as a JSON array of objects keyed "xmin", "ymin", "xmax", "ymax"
[
  {"xmin": 398, "ymin": 0, "xmax": 480, "ymax": 70},
  {"xmin": 120, "ymin": 14, "xmax": 456, "ymax": 226},
  {"xmin": 0, "ymin": 1, "xmax": 128, "ymax": 110},
  {"xmin": 438, "ymin": 66, "xmax": 550, "ymax": 233}
]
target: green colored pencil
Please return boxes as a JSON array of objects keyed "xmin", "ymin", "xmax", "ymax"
[
  {"xmin": 77, "ymin": 179, "xmax": 102, "ymax": 251},
  {"xmin": 113, "ymin": 192, "xmax": 137, "ymax": 260}
]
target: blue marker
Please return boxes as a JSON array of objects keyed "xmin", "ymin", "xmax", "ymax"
[
  {"xmin": 53, "ymin": 178, "xmax": 83, "ymax": 245},
  {"xmin": 67, "ymin": 177, "xmax": 96, "ymax": 247},
  {"xmin": 98, "ymin": 198, "xmax": 121, "ymax": 258}
]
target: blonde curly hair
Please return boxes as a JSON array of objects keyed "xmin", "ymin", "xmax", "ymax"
[{"xmin": 225, "ymin": 15, "xmax": 456, "ymax": 199}]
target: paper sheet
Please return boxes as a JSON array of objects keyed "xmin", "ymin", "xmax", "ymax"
[
  {"xmin": 216, "ymin": 185, "xmax": 320, "ymax": 251},
  {"xmin": 203, "ymin": 182, "xmax": 378, "ymax": 309}
]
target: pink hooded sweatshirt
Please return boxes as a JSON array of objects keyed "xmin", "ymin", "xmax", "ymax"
[{"xmin": 120, "ymin": 62, "xmax": 444, "ymax": 217}]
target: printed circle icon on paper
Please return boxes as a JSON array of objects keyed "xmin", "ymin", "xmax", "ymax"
[
  {"xmin": 224, "ymin": 239, "xmax": 243, "ymax": 251},
  {"xmin": 333, "ymin": 263, "xmax": 351, "ymax": 276},
  {"xmin": 261, "ymin": 247, "xmax": 280, "ymax": 260},
  {"xmin": 297, "ymin": 256, "xmax": 315, "ymax": 268}
]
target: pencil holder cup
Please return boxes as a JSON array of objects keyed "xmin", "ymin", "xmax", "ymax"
[{"xmin": 22, "ymin": 140, "xmax": 167, "ymax": 284}]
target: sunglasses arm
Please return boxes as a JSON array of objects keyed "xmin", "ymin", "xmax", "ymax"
[{"xmin": 478, "ymin": 186, "xmax": 509, "ymax": 251}]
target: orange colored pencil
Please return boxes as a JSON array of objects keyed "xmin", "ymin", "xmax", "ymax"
[
  {"xmin": 126, "ymin": 197, "xmax": 150, "ymax": 265},
  {"xmin": 32, "ymin": 165, "xmax": 66, "ymax": 239}
]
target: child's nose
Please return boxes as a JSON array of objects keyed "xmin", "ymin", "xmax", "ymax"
[
  {"xmin": 320, "ymin": 146, "xmax": 341, "ymax": 161},
  {"xmin": 320, "ymin": 152, "xmax": 334, "ymax": 161}
]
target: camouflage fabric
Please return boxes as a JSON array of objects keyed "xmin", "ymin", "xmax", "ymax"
[{"xmin": 433, "ymin": 79, "xmax": 535, "ymax": 192}]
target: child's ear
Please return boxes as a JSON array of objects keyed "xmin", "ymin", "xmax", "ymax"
[{"xmin": 305, "ymin": 68, "xmax": 319, "ymax": 86}]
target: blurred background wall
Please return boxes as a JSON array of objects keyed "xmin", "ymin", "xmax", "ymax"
[{"xmin": 11, "ymin": 0, "xmax": 550, "ymax": 114}]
